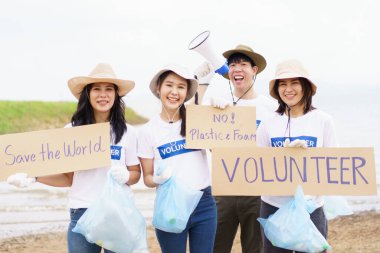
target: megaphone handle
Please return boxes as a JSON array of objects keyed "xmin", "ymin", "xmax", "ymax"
[{"xmin": 215, "ymin": 63, "xmax": 229, "ymax": 76}]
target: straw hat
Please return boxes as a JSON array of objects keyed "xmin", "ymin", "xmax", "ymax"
[
  {"xmin": 223, "ymin": 44, "xmax": 267, "ymax": 79},
  {"xmin": 149, "ymin": 64, "xmax": 198, "ymax": 102},
  {"xmin": 269, "ymin": 59, "xmax": 317, "ymax": 99},
  {"xmin": 68, "ymin": 63, "xmax": 135, "ymax": 99}
]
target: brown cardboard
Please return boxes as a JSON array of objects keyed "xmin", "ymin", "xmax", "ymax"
[
  {"xmin": 212, "ymin": 147, "xmax": 377, "ymax": 196},
  {"xmin": 186, "ymin": 104, "xmax": 256, "ymax": 149},
  {"xmin": 0, "ymin": 123, "xmax": 111, "ymax": 180}
]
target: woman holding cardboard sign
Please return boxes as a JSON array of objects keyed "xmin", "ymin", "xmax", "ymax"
[
  {"xmin": 7, "ymin": 63, "xmax": 143, "ymax": 253},
  {"xmin": 256, "ymin": 59, "xmax": 338, "ymax": 253},
  {"xmin": 137, "ymin": 64, "xmax": 217, "ymax": 253}
]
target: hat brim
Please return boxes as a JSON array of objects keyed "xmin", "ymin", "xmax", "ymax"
[
  {"xmin": 149, "ymin": 67, "xmax": 198, "ymax": 102},
  {"xmin": 269, "ymin": 73, "xmax": 317, "ymax": 100},
  {"xmin": 222, "ymin": 49, "xmax": 267, "ymax": 80},
  {"xmin": 68, "ymin": 77, "xmax": 135, "ymax": 99}
]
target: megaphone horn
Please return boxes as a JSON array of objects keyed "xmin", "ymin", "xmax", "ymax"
[{"xmin": 188, "ymin": 31, "xmax": 229, "ymax": 76}]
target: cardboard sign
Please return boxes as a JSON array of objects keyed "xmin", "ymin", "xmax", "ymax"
[
  {"xmin": 212, "ymin": 147, "xmax": 377, "ymax": 196},
  {"xmin": 186, "ymin": 105, "xmax": 256, "ymax": 149},
  {"xmin": 0, "ymin": 123, "xmax": 111, "ymax": 180}
]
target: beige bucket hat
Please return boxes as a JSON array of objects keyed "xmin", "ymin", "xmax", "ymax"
[
  {"xmin": 269, "ymin": 59, "xmax": 317, "ymax": 99},
  {"xmin": 68, "ymin": 63, "xmax": 135, "ymax": 99},
  {"xmin": 223, "ymin": 44, "xmax": 267, "ymax": 79},
  {"xmin": 149, "ymin": 64, "xmax": 198, "ymax": 102}
]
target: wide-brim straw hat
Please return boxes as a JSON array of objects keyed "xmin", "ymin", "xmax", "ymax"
[
  {"xmin": 149, "ymin": 64, "xmax": 198, "ymax": 102},
  {"xmin": 68, "ymin": 63, "xmax": 135, "ymax": 99},
  {"xmin": 222, "ymin": 44, "xmax": 267, "ymax": 79},
  {"xmin": 269, "ymin": 59, "xmax": 317, "ymax": 100}
]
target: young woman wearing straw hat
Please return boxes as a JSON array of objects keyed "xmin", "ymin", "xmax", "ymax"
[
  {"xmin": 256, "ymin": 59, "xmax": 338, "ymax": 253},
  {"xmin": 7, "ymin": 63, "xmax": 142, "ymax": 253},
  {"xmin": 138, "ymin": 64, "xmax": 217, "ymax": 253}
]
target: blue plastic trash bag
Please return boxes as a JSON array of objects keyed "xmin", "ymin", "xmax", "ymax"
[
  {"xmin": 153, "ymin": 176, "xmax": 203, "ymax": 233},
  {"xmin": 72, "ymin": 171, "xmax": 148, "ymax": 253},
  {"xmin": 323, "ymin": 196, "xmax": 353, "ymax": 220},
  {"xmin": 258, "ymin": 186, "xmax": 331, "ymax": 253}
]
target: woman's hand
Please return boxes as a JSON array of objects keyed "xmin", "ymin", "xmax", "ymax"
[
  {"xmin": 7, "ymin": 173, "xmax": 36, "ymax": 188},
  {"xmin": 110, "ymin": 166, "xmax": 130, "ymax": 185},
  {"xmin": 284, "ymin": 138, "xmax": 308, "ymax": 148}
]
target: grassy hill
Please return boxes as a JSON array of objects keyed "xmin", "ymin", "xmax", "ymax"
[{"xmin": 0, "ymin": 101, "xmax": 148, "ymax": 134}]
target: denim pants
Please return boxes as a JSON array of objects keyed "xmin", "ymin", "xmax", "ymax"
[
  {"xmin": 260, "ymin": 200, "xmax": 328, "ymax": 253},
  {"xmin": 156, "ymin": 186, "xmax": 217, "ymax": 253},
  {"xmin": 67, "ymin": 208, "xmax": 115, "ymax": 253}
]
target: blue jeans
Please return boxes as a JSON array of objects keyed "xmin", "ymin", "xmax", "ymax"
[
  {"xmin": 67, "ymin": 208, "xmax": 115, "ymax": 253},
  {"xmin": 156, "ymin": 186, "xmax": 217, "ymax": 253}
]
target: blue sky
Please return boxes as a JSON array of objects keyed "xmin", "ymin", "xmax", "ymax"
[{"xmin": 1, "ymin": 0, "xmax": 379, "ymax": 118}]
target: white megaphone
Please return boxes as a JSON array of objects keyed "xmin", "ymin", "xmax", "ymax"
[{"xmin": 188, "ymin": 31, "xmax": 229, "ymax": 76}]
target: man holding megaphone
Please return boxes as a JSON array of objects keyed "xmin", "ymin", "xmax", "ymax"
[{"xmin": 194, "ymin": 44, "xmax": 277, "ymax": 253}]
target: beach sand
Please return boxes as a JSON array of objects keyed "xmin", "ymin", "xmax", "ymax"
[{"xmin": 0, "ymin": 211, "xmax": 379, "ymax": 253}]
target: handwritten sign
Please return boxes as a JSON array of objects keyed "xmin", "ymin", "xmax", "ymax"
[
  {"xmin": 212, "ymin": 147, "xmax": 377, "ymax": 196},
  {"xmin": 186, "ymin": 105, "xmax": 256, "ymax": 149},
  {"xmin": 0, "ymin": 123, "xmax": 111, "ymax": 180}
]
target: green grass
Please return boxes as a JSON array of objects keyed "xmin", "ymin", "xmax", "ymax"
[{"xmin": 0, "ymin": 101, "xmax": 148, "ymax": 134}]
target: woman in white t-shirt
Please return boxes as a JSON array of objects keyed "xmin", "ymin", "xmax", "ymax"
[
  {"xmin": 256, "ymin": 59, "xmax": 338, "ymax": 253},
  {"xmin": 138, "ymin": 64, "xmax": 217, "ymax": 253},
  {"xmin": 7, "ymin": 63, "xmax": 141, "ymax": 253}
]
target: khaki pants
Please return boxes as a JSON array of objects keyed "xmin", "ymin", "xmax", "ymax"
[{"xmin": 213, "ymin": 196, "xmax": 262, "ymax": 253}]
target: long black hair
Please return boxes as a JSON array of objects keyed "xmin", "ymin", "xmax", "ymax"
[
  {"xmin": 71, "ymin": 83, "xmax": 127, "ymax": 144},
  {"xmin": 273, "ymin": 77, "xmax": 316, "ymax": 115},
  {"xmin": 157, "ymin": 71, "xmax": 194, "ymax": 137}
]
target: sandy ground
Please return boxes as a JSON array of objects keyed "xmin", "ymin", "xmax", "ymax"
[{"xmin": 0, "ymin": 211, "xmax": 379, "ymax": 253}]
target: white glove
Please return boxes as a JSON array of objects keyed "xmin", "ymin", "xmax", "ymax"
[
  {"xmin": 284, "ymin": 138, "xmax": 308, "ymax": 148},
  {"xmin": 208, "ymin": 96, "xmax": 232, "ymax": 109},
  {"xmin": 194, "ymin": 61, "xmax": 215, "ymax": 84},
  {"xmin": 110, "ymin": 166, "xmax": 130, "ymax": 185},
  {"xmin": 7, "ymin": 173, "xmax": 36, "ymax": 188},
  {"xmin": 153, "ymin": 164, "xmax": 173, "ymax": 185}
]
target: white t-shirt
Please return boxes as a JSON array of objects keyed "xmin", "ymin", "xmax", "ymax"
[
  {"xmin": 138, "ymin": 115, "xmax": 210, "ymax": 190},
  {"xmin": 68, "ymin": 123, "xmax": 140, "ymax": 208},
  {"xmin": 256, "ymin": 109, "xmax": 338, "ymax": 208},
  {"xmin": 230, "ymin": 94, "xmax": 277, "ymax": 128}
]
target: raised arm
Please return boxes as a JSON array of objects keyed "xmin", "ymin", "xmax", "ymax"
[{"xmin": 190, "ymin": 61, "xmax": 215, "ymax": 105}]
